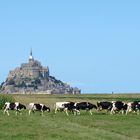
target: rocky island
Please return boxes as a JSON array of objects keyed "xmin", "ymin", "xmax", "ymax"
[{"xmin": 0, "ymin": 50, "xmax": 81, "ymax": 94}]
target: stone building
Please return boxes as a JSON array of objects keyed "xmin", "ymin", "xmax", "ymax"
[{"xmin": 0, "ymin": 50, "xmax": 81, "ymax": 94}]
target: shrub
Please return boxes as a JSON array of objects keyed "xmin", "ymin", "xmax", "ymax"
[
  {"xmin": 7, "ymin": 79, "xmax": 15, "ymax": 85},
  {"xmin": 34, "ymin": 78, "xmax": 41, "ymax": 84},
  {"xmin": 16, "ymin": 81, "xmax": 27, "ymax": 88},
  {"xmin": 0, "ymin": 94, "xmax": 15, "ymax": 109}
]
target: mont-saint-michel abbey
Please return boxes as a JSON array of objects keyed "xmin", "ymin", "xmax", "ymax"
[{"xmin": 0, "ymin": 50, "xmax": 81, "ymax": 94}]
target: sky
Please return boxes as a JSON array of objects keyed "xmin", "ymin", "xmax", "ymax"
[{"xmin": 0, "ymin": 0, "xmax": 140, "ymax": 93}]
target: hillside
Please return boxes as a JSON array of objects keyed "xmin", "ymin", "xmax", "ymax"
[{"xmin": 0, "ymin": 51, "xmax": 80, "ymax": 94}]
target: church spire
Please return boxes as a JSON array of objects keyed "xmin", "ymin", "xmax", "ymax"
[{"xmin": 29, "ymin": 48, "xmax": 34, "ymax": 60}]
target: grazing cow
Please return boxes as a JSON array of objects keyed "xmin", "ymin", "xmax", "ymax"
[
  {"xmin": 126, "ymin": 101, "xmax": 140, "ymax": 115},
  {"xmin": 63, "ymin": 102, "xmax": 75, "ymax": 110},
  {"xmin": 55, "ymin": 102, "xmax": 71, "ymax": 115},
  {"xmin": 74, "ymin": 102, "xmax": 97, "ymax": 115},
  {"xmin": 29, "ymin": 103, "xmax": 50, "ymax": 116},
  {"xmin": 136, "ymin": 103, "xmax": 140, "ymax": 115},
  {"xmin": 97, "ymin": 101, "xmax": 112, "ymax": 112},
  {"xmin": 63, "ymin": 102, "xmax": 76, "ymax": 114},
  {"xmin": 3, "ymin": 102, "xmax": 26, "ymax": 116},
  {"xmin": 111, "ymin": 101, "xmax": 127, "ymax": 114}
]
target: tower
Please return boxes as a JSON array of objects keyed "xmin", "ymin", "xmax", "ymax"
[{"xmin": 29, "ymin": 48, "xmax": 34, "ymax": 61}]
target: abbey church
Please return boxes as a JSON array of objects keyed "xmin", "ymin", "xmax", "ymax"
[{"xmin": 0, "ymin": 50, "xmax": 80, "ymax": 94}]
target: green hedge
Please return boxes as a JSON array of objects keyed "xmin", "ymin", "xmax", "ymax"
[{"xmin": 0, "ymin": 94, "xmax": 15, "ymax": 109}]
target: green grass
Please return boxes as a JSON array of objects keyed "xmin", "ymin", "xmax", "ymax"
[
  {"xmin": 0, "ymin": 94, "xmax": 15, "ymax": 109},
  {"xmin": 0, "ymin": 94, "xmax": 140, "ymax": 140}
]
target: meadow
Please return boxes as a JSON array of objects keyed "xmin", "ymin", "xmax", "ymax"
[{"xmin": 0, "ymin": 94, "xmax": 140, "ymax": 140}]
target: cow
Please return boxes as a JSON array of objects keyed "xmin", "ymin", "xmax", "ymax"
[
  {"xmin": 54, "ymin": 102, "xmax": 71, "ymax": 115},
  {"xmin": 3, "ymin": 102, "xmax": 26, "ymax": 116},
  {"xmin": 126, "ymin": 101, "xmax": 140, "ymax": 115},
  {"xmin": 111, "ymin": 101, "xmax": 127, "ymax": 114},
  {"xmin": 136, "ymin": 103, "xmax": 140, "ymax": 115},
  {"xmin": 74, "ymin": 102, "xmax": 97, "ymax": 115},
  {"xmin": 97, "ymin": 101, "xmax": 112, "ymax": 112},
  {"xmin": 29, "ymin": 103, "xmax": 50, "ymax": 116},
  {"xmin": 63, "ymin": 102, "xmax": 76, "ymax": 114}
]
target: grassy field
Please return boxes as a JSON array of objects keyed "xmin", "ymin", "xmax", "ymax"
[{"xmin": 0, "ymin": 94, "xmax": 140, "ymax": 140}]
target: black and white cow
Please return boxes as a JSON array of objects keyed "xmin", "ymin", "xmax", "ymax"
[
  {"xmin": 3, "ymin": 102, "xmax": 26, "ymax": 116},
  {"xmin": 63, "ymin": 102, "xmax": 75, "ymax": 111},
  {"xmin": 136, "ymin": 103, "xmax": 140, "ymax": 115},
  {"xmin": 63, "ymin": 102, "xmax": 76, "ymax": 114},
  {"xmin": 55, "ymin": 102, "xmax": 72, "ymax": 115},
  {"xmin": 126, "ymin": 101, "xmax": 140, "ymax": 115},
  {"xmin": 97, "ymin": 101, "xmax": 112, "ymax": 112},
  {"xmin": 29, "ymin": 103, "xmax": 50, "ymax": 116},
  {"xmin": 74, "ymin": 102, "xmax": 97, "ymax": 115},
  {"xmin": 111, "ymin": 101, "xmax": 127, "ymax": 114}
]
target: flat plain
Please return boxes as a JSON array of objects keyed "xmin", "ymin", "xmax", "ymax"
[{"xmin": 0, "ymin": 94, "xmax": 140, "ymax": 140}]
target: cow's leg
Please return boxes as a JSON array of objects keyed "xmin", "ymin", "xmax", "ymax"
[
  {"xmin": 3, "ymin": 109, "xmax": 9, "ymax": 116},
  {"xmin": 110, "ymin": 109, "xmax": 114, "ymax": 115},
  {"xmin": 76, "ymin": 110, "xmax": 80, "ymax": 115},
  {"xmin": 41, "ymin": 110, "xmax": 44, "ymax": 116},
  {"xmin": 4, "ymin": 109, "xmax": 10, "ymax": 116},
  {"xmin": 137, "ymin": 110, "xmax": 140, "ymax": 115},
  {"xmin": 97, "ymin": 107, "xmax": 100, "ymax": 112},
  {"xmin": 126, "ymin": 108, "xmax": 131, "ymax": 115},
  {"xmin": 15, "ymin": 111, "xmax": 18, "ymax": 115},
  {"xmin": 15, "ymin": 109, "xmax": 19, "ymax": 115},
  {"xmin": 125, "ymin": 109, "xmax": 128, "ymax": 115},
  {"xmin": 6, "ymin": 110, "xmax": 10, "ymax": 116},
  {"xmin": 89, "ymin": 110, "xmax": 93, "ymax": 115},
  {"xmin": 16, "ymin": 110, "xmax": 22, "ymax": 115},
  {"xmin": 126, "ymin": 106, "xmax": 132, "ymax": 115},
  {"xmin": 55, "ymin": 107, "xmax": 57, "ymax": 114},
  {"xmin": 29, "ymin": 109, "xmax": 32, "ymax": 115},
  {"xmin": 73, "ymin": 109, "xmax": 77, "ymax": 115},
  {"xmin": 110, "ymin": 109, "xmax": 112, "ymax": 115},
  {"xmin": 64, "ymin": 108, "xmax": 69, "ymax": 116},
  {"xmin": 3, "ymin": 109, "xmax": 7, "ymax": 115},
  {"xmin": 29, "ymin": 110, "xmax": 35, "ymax": 115},
  {"xmin": 121, "ymin": 110, "xmax": 124, "ymax": 115},
  {"xmin": 19, "ymin": 111, "xmax": 22, "ymax": 115},
  {"xmin": 111, "ymin": 107, "xmax": 117, "ymax": 114},
  {"xmin": 107, "ymin": 109, "xmax": 110, "ymax": 114}
]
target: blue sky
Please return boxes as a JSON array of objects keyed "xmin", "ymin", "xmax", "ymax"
[{"xmin": 0, "ymin": 0, "xmax": 140, "ymax": 93}]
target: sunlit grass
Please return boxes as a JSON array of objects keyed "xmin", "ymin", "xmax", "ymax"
[{"xmin": 0, "ymin": 94, "xmax": 140, "ymax": 140}]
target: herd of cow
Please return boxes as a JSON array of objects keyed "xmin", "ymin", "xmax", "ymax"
[{"xmin": 2, "ymin": 100, "xmax": 140, "ymax": 116}]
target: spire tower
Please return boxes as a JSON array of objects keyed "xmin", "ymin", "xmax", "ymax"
[{"xmin": 29, "ymin": 48, "xmax": 34, "ymax": 61}]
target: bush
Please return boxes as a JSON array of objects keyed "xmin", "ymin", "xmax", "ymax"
[
  {"xmin": 7, "ymin": 79, "xmax": 15, "ymax": 85},
  {"xmin": 34, "ymin": 78, "xmax": 41, "ymax": 84},
  {"xmin": 15, "ymin": 81, "xmax": 27, "ymax": 88},
  {"xmin": 0, "ymin": 94, "xmax": 15, "ymax": 109}
]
